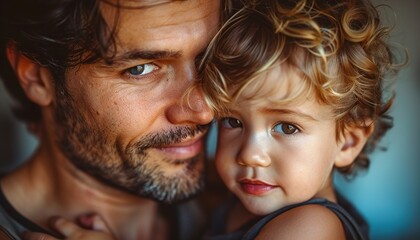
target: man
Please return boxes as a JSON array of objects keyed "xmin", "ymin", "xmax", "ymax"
[{"xmin": 0, "ymin": 0, "xmax": 227, "ymax": 239}]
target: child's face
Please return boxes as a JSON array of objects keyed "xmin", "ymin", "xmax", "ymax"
[{"xmin": 215, "ymin": 62, "xmax": 343, "ymax": 216}]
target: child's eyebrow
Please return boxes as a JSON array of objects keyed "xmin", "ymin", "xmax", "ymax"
[{"xmin": 260, "ymin": 108, "xmax": 318, "ymax": 121}]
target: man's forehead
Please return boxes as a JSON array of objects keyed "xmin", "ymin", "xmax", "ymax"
[
  {"xmin": 94, "ymin": 0, "xmax": 219, "ymax": 64},
  {"xmin": 101, "ymin": 0, "xmax": 182, "ymax": 8}
]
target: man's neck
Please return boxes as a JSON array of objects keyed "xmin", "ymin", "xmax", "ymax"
[{"xmin": 0, "ymin": 143, "xmax": 170, "ymax": 240}]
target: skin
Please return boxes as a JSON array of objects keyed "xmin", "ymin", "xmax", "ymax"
[
  {"xmin": 215, "ymin": 62, "xmax": 370, "ymax": 238},
  {"xmin": 20, "ymin": 53, "xmax": 366, "ymax": 240},
  {"xmin": 2, "ymin": 0, "xmax": 219, "ymax": 239},
  {"xmin": 19, "ymin": 59, "xmax": 350, "ymax": 240}
]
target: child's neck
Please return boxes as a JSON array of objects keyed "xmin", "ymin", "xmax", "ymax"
[{"xmin": 227, "ymin": 201, "xmax": 258, "ymax": 233}]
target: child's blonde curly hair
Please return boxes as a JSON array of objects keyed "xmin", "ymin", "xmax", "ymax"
[{"xmin": 199, "ymin": 0, "xmax": 405, "ymax": 175}]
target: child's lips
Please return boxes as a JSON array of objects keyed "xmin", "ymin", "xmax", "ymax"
[{"xmin": 238, "ymin": 179, "xmax": 277, "ymax": 196}]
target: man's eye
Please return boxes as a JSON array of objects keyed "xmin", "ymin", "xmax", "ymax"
[
  {"xmin": 273, "ymin": 123, "xmax": 299, "ymax": 135},
  {"xmin": 220, "ymin": 117, "xmax": 242, "ymax": 129},
  {"xmin": 127, "ymin": 63, "xmax": 157, "ymax": 76}
]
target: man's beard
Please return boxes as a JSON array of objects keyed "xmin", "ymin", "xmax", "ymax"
[{"xmin": 53, "ymin": 81, "xmax": 208, "ymax": 203}]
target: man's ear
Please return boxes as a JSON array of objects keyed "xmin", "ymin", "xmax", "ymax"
[
  {"xmin": 335, "ymin": 123, "xmax": 374, "ymax": 168},
  {"xmin": 6, "ymin": 46, "xmax": 54, "ymax": 106}
]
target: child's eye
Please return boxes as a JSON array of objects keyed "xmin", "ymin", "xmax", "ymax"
[
  {"xmin": 220, "ymin": 117, "xmax": 243, "ymax": 129},
  {"xmin": 273, "ymin": 122, "xmax": 299, "ymax": 135},
  {"xmin": 126, "ymin": 63, "xmax": 157, "ymax": 76}
]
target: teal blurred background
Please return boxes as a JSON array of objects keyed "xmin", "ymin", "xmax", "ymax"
[
  {"xmin": 334, "ymin": 0, "xmax": 420, "ymax": 239},
  {"xmin": 0, "ymin": 0, "xmax": 419, "ymax": 239}
]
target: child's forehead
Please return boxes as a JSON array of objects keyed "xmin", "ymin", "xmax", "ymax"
[
  {"xmin": 232, "ymin": 61, "xmax": 314, "ymax": 104},
  {"xmin": 227, "ymin": 66, "xmax": 335, "ymax": 121}
]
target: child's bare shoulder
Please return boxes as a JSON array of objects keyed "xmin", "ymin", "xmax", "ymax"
[{"xmin": 256, "ymin": 204, "xmax": 346, "ymax": 240}]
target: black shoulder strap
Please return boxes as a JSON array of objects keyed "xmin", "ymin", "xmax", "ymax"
[
  {"xmin": 241, "ymin": 198, "xmax": 367, "ymax": 240},
  {"xmin": 0, "ymin": 225, "xmax": 17, "ymax": 240},
  {"xmin": 0, "ymin": 186, "xmax": 52, "ymax": 235}
]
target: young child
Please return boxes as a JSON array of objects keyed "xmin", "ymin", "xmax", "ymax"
[
  {"xmin": 22, "ymin": 0, "xmax": 403, "ymax": 239},
  {"xmin": 199, "ymin": 0, "xmax": 402, "ymax": 239}
]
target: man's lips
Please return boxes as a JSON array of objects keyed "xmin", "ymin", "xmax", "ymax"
[
  {"xmin": 239, "ymin": 179, "xmax": 277, "ymax": 196},
  {"xmin": 157, "ymin": 136, "xmax": 204, "ymax": 160}
]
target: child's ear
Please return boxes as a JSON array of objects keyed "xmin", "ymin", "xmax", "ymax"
[
  {"xmin": 335, "ymin": 122, "xmax": 374, "ymax": 168},
  {"xmin": 6, "ymin": 46, "xmax": 54, "ymax": 106}
]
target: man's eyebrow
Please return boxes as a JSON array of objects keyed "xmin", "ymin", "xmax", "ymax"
[
  {"xmin": 102, "ymin": 0, "xmax": 173, "ymax": 9},
  {"xmin": 261, "ymin": 108, "xmax": 318, "ymax": 121},
  {"xmin": 103, "ymin": 50, "xmax": 182, "ymax": 66}
]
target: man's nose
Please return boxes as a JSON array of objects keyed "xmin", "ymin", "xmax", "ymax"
[{"xmin": 165, "ymin": 68, "xmax": 214, "ymax": 126}]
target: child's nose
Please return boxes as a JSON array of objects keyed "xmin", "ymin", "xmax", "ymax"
[{"xmin": 236, "ymin": 135, "xmax": 271, "ymax": 168}]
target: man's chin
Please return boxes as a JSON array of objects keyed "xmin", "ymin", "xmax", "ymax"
[
  {"xmin": 158, "ymin": 160, "xmax": 206, "ymax": 203},
  {"xmin": 138, "ymin": 177, "xmax": 206, "ymax": 204},
  {"xmin": 117, "ymin": 163, "xmax": 206, "ymax": 203}
]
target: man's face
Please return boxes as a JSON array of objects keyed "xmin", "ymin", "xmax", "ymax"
[{"xmin": 54, "ymin": 0, "xmax": 218, "ymax": 203}]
